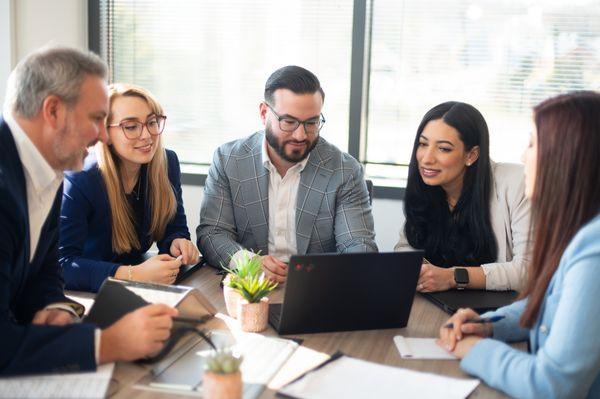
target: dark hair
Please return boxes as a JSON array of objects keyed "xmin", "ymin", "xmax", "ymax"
[
  {"xmin": 264, "ymin": 65, "xmax": 325, "ymax": 105},
  {"xmin": 404, "ymin": 101, "xmax": 497, "ymax": 267},
  {"xmin": 520, "ymin": 91, "xmax": 600, "ymax": 328}
]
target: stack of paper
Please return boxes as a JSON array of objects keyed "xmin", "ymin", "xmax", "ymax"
[
  {"xmin": 0, "ymin": 364, "xmax": 115, "ymax": 399},
  {"xmin": 278, "ymin": 356, "xmax": 479, "ymax": 399}
]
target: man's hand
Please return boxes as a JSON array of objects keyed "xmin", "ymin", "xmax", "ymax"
[
  {"xmin": 261, "ymin": 255, "xmax": 287, "ymax": 283},
  {"xmin": 32, "ymin": 309, "xmax": 75, "ymax": 326},
  {"xmin": 99, "ymin": 304, "xmax": 178, "ymax": 364}
]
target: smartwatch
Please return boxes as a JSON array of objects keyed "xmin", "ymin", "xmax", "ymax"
[{"xmin": 454, "ymin": 268, "xmax": 469, "ymax": 290}]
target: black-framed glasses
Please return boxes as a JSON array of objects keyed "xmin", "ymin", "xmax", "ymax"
[
  {"xmin": 107, "ymin": 115, "xmax": 167, "ymax": 140},
  {"xmin": 266, "ymin": 103, "xmax": 325, "ymax": 135}
]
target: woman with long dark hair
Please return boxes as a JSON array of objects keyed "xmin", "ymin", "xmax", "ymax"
[
  {"xmin": 396, "ymin": 102, "xmax": 530, "ymax": 291},
  {"xmin": 438, "ymin": 91, "xmax": 600, "ymax": 398}
]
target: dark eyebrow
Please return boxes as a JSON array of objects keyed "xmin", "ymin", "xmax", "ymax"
[
  {"xmin": 279, "ymin": 113, "xmax": 321, "ymax": 121},
  {"xmin": 435, "ymin": 140, "xmax": 455, "ymax": 147}
]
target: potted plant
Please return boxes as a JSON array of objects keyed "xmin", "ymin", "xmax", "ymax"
[
  {"xmin": 203, "ymin": 349, "xmax": 243, "ymax": 399},
  {"xmin": 235, "ymin": 274, "xmax": 278, "ymax": 332},
  {"xmin": 222, "ymin": 252, "xmax": 262, "ymax": 318}
]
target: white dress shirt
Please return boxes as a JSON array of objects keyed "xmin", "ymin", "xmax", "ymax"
[
  {"xmin": 5, "ymin": 112, "xmax": 101, "ymax": 364},
  {"xmin": 4, "ymin": 113, "xmax": 63, "ymax": 262},
  {"xmin": 230, "ymin": 138, "xmax": 308, "ymax": 267}
]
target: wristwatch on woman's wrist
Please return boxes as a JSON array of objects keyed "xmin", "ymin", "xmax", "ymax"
[{"xmin": 454, "ymin": 267, "xmax": 469, "ymax": 290}]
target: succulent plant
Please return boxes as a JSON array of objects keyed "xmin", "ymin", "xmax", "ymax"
[
  {"xmin": 235, "ymin": 274, "xmax": 278, "ymax": 303},
  {"xmin": 223, "ymin": 251, "xmax": 263, "ymax": 289},
  {"xmin": 204, "ymin": 349, "xmax": 243, "ymax": 374}
]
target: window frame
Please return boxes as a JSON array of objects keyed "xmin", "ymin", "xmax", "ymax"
[{"xmin": 88, "ymin": 0, "xmax": 407, "ymax": 200}]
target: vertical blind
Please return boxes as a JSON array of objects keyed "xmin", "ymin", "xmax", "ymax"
[
  {"xmin": 366, "ymin": 0, "xmax": 600, "ymax": 168},
  {"xmin": 100, "ymin": 0, "xmax": 354, "ymax": 165}
]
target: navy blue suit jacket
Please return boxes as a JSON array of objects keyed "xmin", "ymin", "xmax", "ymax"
[
  {"xmin": 0, "ymin": 117, "xmax": 95, "ymax": 375},
  {"xmin": 59, "ymin": 149, "xmax": 190, "ymax": 292}
]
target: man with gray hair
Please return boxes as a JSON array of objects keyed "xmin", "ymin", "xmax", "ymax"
[{"xmin": 0, "ymin": 46, "xmax": 177, "ymax": 375}]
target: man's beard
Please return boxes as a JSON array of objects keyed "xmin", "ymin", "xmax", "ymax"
[
  {"xmin": 265, "ymin": 124, "xmax": 318, "ymax": 163},
  {"xmin": 53, "ymin": 124, "xmax": 89, "ymax": 171}
]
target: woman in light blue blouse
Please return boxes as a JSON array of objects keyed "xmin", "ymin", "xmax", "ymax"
[{"xmin": 438, "ymin": 91, "xmax": 600, "ymax": 399}]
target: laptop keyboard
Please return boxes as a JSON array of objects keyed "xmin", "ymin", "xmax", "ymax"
[{"xmin": 268, "ymin": 303, "xmax": 283, "ymax": 329}]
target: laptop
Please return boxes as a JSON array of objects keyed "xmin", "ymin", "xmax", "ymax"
[
  {"xmin": 268, "ymin": 251, "xmax": 424, "ymax": 335},
  {"xmin": 421, "ymin": 289, "xmax": 518, "ymax": 315}
]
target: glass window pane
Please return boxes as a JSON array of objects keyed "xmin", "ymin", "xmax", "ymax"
[
  {"xmin": 102, "ymin": 0, "xmax": 353, "ymax": 164},
  {"xmin": 367, "ymin": 0, "xmax": 600, "ymax": 171}
]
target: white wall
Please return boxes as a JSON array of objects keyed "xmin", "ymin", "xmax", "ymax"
[
  {"xmin": 0, "ymin": 0, "xmax": 14, "ymax": 104},
  {"xmin": 182, "ymin": 184, "xmax": 404, "ymax": 252},
  {"xmin": 0, "ymin": 0, "xmax": 87, "ymax": 105}
]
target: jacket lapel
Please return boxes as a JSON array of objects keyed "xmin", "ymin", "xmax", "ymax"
[
  {"xmin": 295, "ymin": 139, "xmax": 333, "ymax": 255},
  {"xmin": 237, "ymin": 133, "xmax": 269, "ymax": 254},
  {"xmin": 0, "ymin": 118, "xmax": 32, "ymax": 291}
]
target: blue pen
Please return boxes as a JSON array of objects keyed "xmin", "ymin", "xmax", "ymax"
[{"xmin": 444, "ymin": 315, "xmax": 505, "ymax": 329}]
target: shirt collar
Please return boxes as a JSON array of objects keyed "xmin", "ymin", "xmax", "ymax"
[
  {"xmin": 262, "ymin": 135, "xmax": 309, "ymax": 174},
  {"xmin": 4, "ymin": 112, "xmax": 63, "ymax": 194}
]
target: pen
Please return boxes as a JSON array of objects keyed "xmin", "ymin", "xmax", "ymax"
[
  {"xmin": 173, "ymin": 315, "xmax": 212, "ymax": 325},
  {"xmin": 444, "ymin": 315, "xmax": 505, "ymax": 329}
]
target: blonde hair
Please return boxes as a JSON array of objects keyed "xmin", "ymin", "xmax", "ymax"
[{"xmin": 97, "ymin": 83, "xmax": 176, "ymax": 254}]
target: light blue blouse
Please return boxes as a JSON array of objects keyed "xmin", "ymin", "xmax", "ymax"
[{"xmin": 461, "ymin": 213, "xmax": 600, "ymax": 398}]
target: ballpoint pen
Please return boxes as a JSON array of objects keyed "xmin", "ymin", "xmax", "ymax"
[{"xmin": 444, "ymin": 315, "xmax": 505, "ymax": 329}]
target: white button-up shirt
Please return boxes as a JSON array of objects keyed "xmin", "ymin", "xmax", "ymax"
[
  {"xmin": 262, "ymin": 138, "xmax": 308, "ymax": 263},
  {"xmin": 229, "ymin": 138, "xmax": 308, "ymax": 267},
  {"xmin": 4, "ymin": 113, "xmax": 63, "ymax": 262}
]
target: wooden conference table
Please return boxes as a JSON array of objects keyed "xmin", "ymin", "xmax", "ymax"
[{"xmin": 89, "ymin": 266, "xmax": 513, "ymax": 398}]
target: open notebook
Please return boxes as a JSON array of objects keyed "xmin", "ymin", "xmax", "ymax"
[{"xmin": 135, "ymin": 330, "xmax": 298, "ymax": 399}]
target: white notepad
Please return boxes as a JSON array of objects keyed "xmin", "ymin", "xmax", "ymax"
[
  {"xmin": 0, "ymin": 363, "xmax": 115, "ymax": 399},
  {"xmin": 394, "ymin": 336, "xmax": 457, "ymax": 360},
  {"xmin": 278, "ymin": 356, "xmax": 478, "ymax": 399}
]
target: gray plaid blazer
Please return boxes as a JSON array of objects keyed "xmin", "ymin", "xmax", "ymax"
[{"xmin": 197, "ymin": 131, "xmax": 377, "ymax": 268}]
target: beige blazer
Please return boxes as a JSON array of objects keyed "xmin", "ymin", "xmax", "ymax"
[{"xmin": 394, "ymin": 162, "xmax": 531, "ymax": 291}]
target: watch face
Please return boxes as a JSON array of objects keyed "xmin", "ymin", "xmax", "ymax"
[{"xmin": 454, "ymin": 268, "xmax": 469, "ymax": 284}]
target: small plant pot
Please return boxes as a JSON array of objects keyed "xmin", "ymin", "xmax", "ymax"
[
  {"xmin": 223, "ymin": 276, "xmax": 242, "ymax": 319},
  {"xmin": 203, "ymin": 370, "xmax": 242, "ymax": 399},
  {"xmin": 237, "ymin": 297, "xmax": 269, "ymax": 332}
]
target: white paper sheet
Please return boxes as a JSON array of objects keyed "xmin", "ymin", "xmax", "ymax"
[
  {"xmin": 394, "ymin": 336, "xmax": 457, "ymax": 360},
  {"xmin": 0, "ymin": 363, "xmax": 115, "ymax": 399},
  {"xmin": 278, "ymin": 356, "xmax": 478, "ymax": 399}
]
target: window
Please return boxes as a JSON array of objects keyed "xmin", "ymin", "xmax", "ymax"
[
  {"xmin": 99, "ymin": 0, "xmax": 354, "ymax": 165},
  {"xmin": 95, "ymin": 0, "xmax": 600, "ymax": 192},
  {"xmin": 366, "ymin": 0, "xmax": 600, "ymax": 178}
]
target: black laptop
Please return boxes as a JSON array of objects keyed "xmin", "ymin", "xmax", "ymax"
[
  {"xmin": 268, "ymin": 251, "xmax": 424, "ymax": 335},
  {"xmin": 421, "ymin": 290, "xmax": 518, "ymax": 315}
]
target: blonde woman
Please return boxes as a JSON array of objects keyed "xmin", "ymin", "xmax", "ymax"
[{"xmin": 59, "ymin": 83, "xmax": 199, "ymax": 292}]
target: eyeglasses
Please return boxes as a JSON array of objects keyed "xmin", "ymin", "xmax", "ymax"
[
  {"xmin": 107, "ymin": 115, "xmax": 167, "ymax": 140},
  {"xmin": 266, "ymin": 103, "xmax": 325, "ymax": 135}
]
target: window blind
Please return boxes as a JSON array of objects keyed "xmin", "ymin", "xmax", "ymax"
[
  {"xmin": 99, "ymin": 0, "xmax": 354, "ymax": 165},
  {"xmin": 367, "ymin": 0, "xmax": 600, "ymax": 167}
]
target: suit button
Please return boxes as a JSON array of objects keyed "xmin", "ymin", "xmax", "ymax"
[{"xmin": 540, "ymin": 325, "xmax": 548, "ymax": 334}]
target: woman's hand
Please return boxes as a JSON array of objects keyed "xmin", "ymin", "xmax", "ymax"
[
  {"xmin": 417, "ymin": 263, "xmax": 455, "ymax": 292},
  {"xmin": 438, "ymin": 308, "xmax": 492, "ymax": 357},
  {"xmin": 170, "ymin": 238, "xmax": 200, "ymax": 265},
  {"xmin": 134, "ymin": 254, "xmax": 182, "ymax": 284}
]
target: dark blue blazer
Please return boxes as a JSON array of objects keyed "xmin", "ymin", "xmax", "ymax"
[
  {"xmin": 59, "ymin": 149, "xmax": 190, "ymax": 292},
  {"xmin": 0, "ymin": 117, "xmax": 95, "ymax": 375}
]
